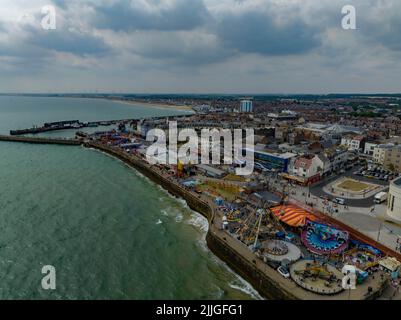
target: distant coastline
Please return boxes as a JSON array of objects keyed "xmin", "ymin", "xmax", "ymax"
[
  {"xmin": 108, "ymin": 98, "xmax": 194, "ymax": 111},
  {"xmin": 0, "ymin": 93, "xmax": 194, "ymax": 112}
]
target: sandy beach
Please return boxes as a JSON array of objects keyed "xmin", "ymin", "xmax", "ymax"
[{"xmin": 109, "ymin": 98, "xmax": 194, "ymax": 112}]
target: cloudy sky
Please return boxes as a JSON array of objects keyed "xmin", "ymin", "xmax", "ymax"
[{"xmin": 0, "ymin": 0, "xmax": 401, "ymax": 94}]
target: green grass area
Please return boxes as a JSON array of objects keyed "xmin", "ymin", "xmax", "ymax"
[{"xmin": 337, "ymin": 179, "xmax": 372, "ymax": 192}]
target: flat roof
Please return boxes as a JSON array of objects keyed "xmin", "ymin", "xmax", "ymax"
[
  {"xmin": 394, "ymin": 177, "xmax": 401, "ymax": 187},
  {"xmin": 243, "ymin": 148, "xmax": 296, "ymax": 159},
  {"xmin": 195, "ymin": 164, "xmax": 226, "ymax": 176}
]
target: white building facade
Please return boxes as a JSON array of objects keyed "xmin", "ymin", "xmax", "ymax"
[
  {"xmin": 340, "ymin": 135, "xmax": 365, "ymax": 152},
  {"xmin": 387, "ymin": 177, "xmax": 401, "ymax": 222}
]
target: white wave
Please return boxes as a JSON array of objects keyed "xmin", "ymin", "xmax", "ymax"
[
  {"xmin": 186, "ymin": 213, "xmax": 209, "ymax": 234},
  {"xmin": 156, "ymin": 219, "xmax": 163, "ymax": 225},
  {"xmin": 175, "ymin": 212, "xmax": 184, "ymax": 223},
  {"xmin": 176, "ymin": 197, "xmax": 190, "ymax": 209},
  {"xmin": 200, "ymin": 241, "xmax": 264, "ymax": 300},
  {"xmin": 229, "ymin": 278, "xmax": 263, "ymax": 300},
  {"xmin": 212, "ymin": 285, "xmax": 225, "ymax": 299},
  {"xmin": 160, "ymin": 209, "xmax": 169, "ymax": 216}
]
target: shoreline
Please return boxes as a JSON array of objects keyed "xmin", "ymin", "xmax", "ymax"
[
  {"xmin": 0, "ymin": 94, "xmax": 194, "ymax": 112},
  {"xmin": 106, "ymin": 98, "xmax": 194, "ymax": 112}
]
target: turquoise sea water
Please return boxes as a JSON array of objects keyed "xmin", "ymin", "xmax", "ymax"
[{"xmin": 0, "ymin": 96, "xmax": 259, "ymax": 299}]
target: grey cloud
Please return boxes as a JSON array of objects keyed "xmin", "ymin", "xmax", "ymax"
[
  {"xmin": 92, "ymin": 0, "xmax": 211, "ymax": 31},
  {"xmin": 24, "ymin": 27, "xmax": 110, "ymax": 56},
  {"xmin": 1, "ymin": 0, "xmax": 401, "ymax": 93},
  {"xmin": 215, "ymin": 11, "xmax": 321, "ymax": 56}
]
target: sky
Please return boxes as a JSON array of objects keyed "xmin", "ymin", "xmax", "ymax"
[{"xmin": 0, "ymin": 0, "xmax": 401, "ymax": 94}]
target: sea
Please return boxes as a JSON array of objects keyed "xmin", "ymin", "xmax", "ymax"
[{"xmin": 0, "ymin": 95, "xmax": 260, "ymax": 299}]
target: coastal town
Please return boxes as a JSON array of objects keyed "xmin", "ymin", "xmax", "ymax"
[{"xmin": 2, "ymin": 94, "xmax": 401, "ymax": 300}]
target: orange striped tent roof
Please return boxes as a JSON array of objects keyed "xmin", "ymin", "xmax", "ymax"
[{"xmin": 271, "ymin": 205, "xmax": 317, "ymax": 227}]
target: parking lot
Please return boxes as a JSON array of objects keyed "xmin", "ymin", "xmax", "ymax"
[{"xmin": 354, "ymin": 165, "xmax": 398, "ymax": 183}]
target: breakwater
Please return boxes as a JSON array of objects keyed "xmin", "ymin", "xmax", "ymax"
[{"xmin": 0, "ymin": 135, "xmax": 81, "ymax": 145}]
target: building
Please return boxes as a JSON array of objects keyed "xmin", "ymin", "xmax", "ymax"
[
  {"xmin": 195, "ymin": 164, "xmax": 226, "ymax": 178},
  {"xmin": 315, "ymin": 153, "xmax": 332, "ymax": 176},
  {"xmin": 240, "ymin": 100, "xmax": 253, "ymax": 113},
  {"xmin": 287, "ymin": 155, "xmax": 323, "ymax": 185},
  {"xmin": 274, "ymin": 123, "xmax": 289, "ymax": 142},
  {"xmin": 387, "ymin": 177, "xmax": 401, "ymax": 222},
  {"xmin": 373, "ymin": 144, "xmax": 401, "ymax": 172},
  {"xmin": 364, "ymin": 142, "xmax": 378, "ymax": 156},
  {"xmin": 295, "ymin": 123, "xmax": 362, "ymax": 143},
  {"xmin": 250, "ymin": 150, "xmax": 296, "ymax": 172},
  {"xmin": 267, "ymin": 112, "xmax": 298, "ymax": 121},
  {"xmin": 323, "ymin": 147, "xmax": 349, "ymax": 173},
  {"xmin": 341, "ymin": 135, "xmax": 366, "ymax": 152}
]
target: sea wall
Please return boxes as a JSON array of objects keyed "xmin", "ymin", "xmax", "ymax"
[
  {"xmin": 0, "ymin": 135, "xmax": 81, "ymax": 145},
  {"xmin": 205, "ymin": 231, "xmax": 298, "ymax": 300}
]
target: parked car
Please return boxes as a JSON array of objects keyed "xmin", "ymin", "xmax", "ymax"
[
  {"xmin": 277, "ymin": 266, "xmax": 290, "ymax": 279},
  {"xmin": 334, "ymin": 198, "xmax": 346, "ymax": 205}
]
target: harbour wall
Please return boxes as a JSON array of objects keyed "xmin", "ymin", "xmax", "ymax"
[{"xmin": 0, "ymin": 135, "xmax": 81, "ymax": 145}]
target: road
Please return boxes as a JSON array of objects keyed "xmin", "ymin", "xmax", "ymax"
[{"xmin": 309, "ymin": 166, "xmax": 389, "ymax": 208}]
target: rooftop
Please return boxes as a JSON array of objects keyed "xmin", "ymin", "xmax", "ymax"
[{"xmin": 394, "ymin": 177, "xmax": 401, "ymax": 187}]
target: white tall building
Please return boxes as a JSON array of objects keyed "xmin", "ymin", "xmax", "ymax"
[
  {"xmin": 240, "ymin": 100, "xmax": 253, "ymax": 113},
  {"xmin": 387, "ymin": 177, "xmax": 401, "ymax": 223}
]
